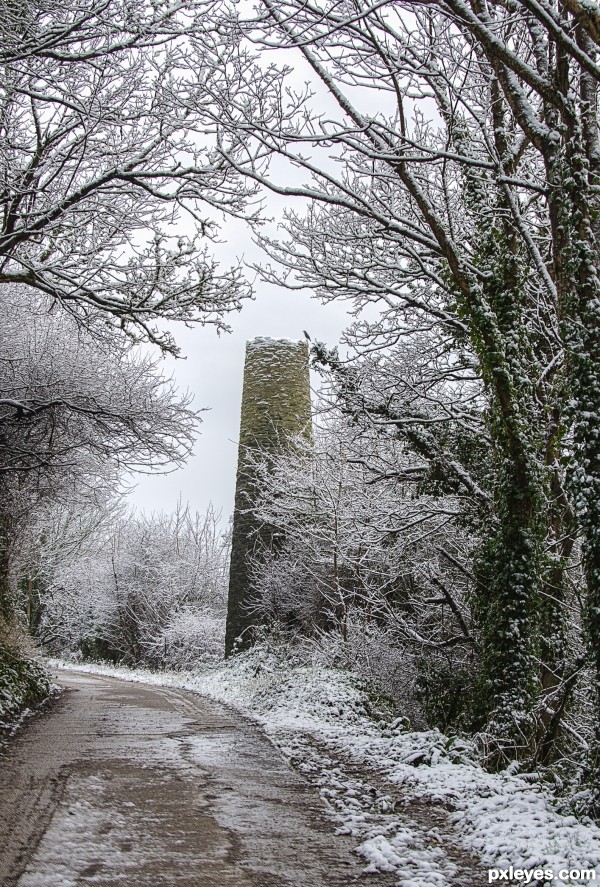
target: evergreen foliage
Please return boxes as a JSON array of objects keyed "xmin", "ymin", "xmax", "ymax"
[{"xmin": 0, "ymin": 641, "xmax": 49, "ymax": 730}]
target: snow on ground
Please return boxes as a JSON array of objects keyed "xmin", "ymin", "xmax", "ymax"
[{"xmin": 48, "ymin": 648, "xmax": 600, "ymax": 886}]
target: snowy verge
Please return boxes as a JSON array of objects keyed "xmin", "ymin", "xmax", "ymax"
[{"xmin": 48, "ymin": 649, "xmax": 600, "ymax": 887}]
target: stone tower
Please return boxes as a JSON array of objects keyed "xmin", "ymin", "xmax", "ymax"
[{"xmin": 225, "ymin": 337, "xmax": 311, "ymax": 655}]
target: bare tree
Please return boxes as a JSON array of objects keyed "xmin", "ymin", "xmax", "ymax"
[
  {"xmin": 0, "ymin": 0, "xmax": 254, "ymax": 353},
  {"xmin": 0, "ymin": 286, "xmax": 197, "ymax": 476},
  {"xmin": 250, "ymin": 410, "xmax": 477, "ymax": 721},
  {"xmin": 0, "ymin": 285, "xmax": 199, "ymax": 629},
  {"xmin": 1, "ymin": 0, "xmax": 202, "ymax": 63},
  {"xmin": 0, "ymin": 0, "xmax": 250, "ymax": 718},
  {"xmin": 39, "ymin": 503, "xmax": 229, "ymax": 668}
]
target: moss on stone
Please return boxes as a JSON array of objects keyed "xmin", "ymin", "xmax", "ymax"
[{"xmin": 225, "ymin": 338, "xmax": 311, "ymax": 654}]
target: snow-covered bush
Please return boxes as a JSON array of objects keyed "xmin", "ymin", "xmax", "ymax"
[
  {"xmin": 147, "ymin": 610, "xmax": 226, "ymax": 669},
  {"xmin": 248, "ymin": 417, "xmax": 477, "ymax": 726},
  {"xmin": 38, "ymin": 504, "xmax": 229, "ymax": 668}
]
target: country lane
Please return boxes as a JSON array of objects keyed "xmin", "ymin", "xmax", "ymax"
[{"xmin": 0, "ymin": 671, "xmax": 382, "ymax": 887}]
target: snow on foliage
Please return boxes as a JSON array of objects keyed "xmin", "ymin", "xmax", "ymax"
[
  {"xmin": 40, "ymin": 504, "xmax": 229, "ymax": 669},
  {"xmin": 0, "ymin": 645, "xmax": 50, "ymax": 741}
]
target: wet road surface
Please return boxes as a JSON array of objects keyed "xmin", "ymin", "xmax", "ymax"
[{"xmin": 0, "ymin": 671, "xmax": 376, "ymax": 887}]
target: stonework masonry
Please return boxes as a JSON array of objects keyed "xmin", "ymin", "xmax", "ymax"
[{"xmin": 225, "ymin": 337, "xmax": 311, "ymax": 655}]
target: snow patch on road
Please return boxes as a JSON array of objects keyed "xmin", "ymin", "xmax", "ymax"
[{"xmin": 18, "ymin": 775, "xmax": 135, "ymax": 887}]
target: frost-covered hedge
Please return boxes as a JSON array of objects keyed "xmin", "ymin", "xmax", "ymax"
[
  {"xmin": 0, "ymin": 643, "xmax": 49, "ymax": 728},
  {"xmin": 38, "ymin": 505, "xmax": 229, "ymax": 669}
]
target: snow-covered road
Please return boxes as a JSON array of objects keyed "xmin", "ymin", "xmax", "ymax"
[{"xmin": 0, "ymin": 671, "xmax": 387, "ymax": 887}]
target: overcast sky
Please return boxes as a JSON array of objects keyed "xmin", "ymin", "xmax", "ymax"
[{"xmin": 127, "ymin": 220, "xmax": 351, "ymax": 521}]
